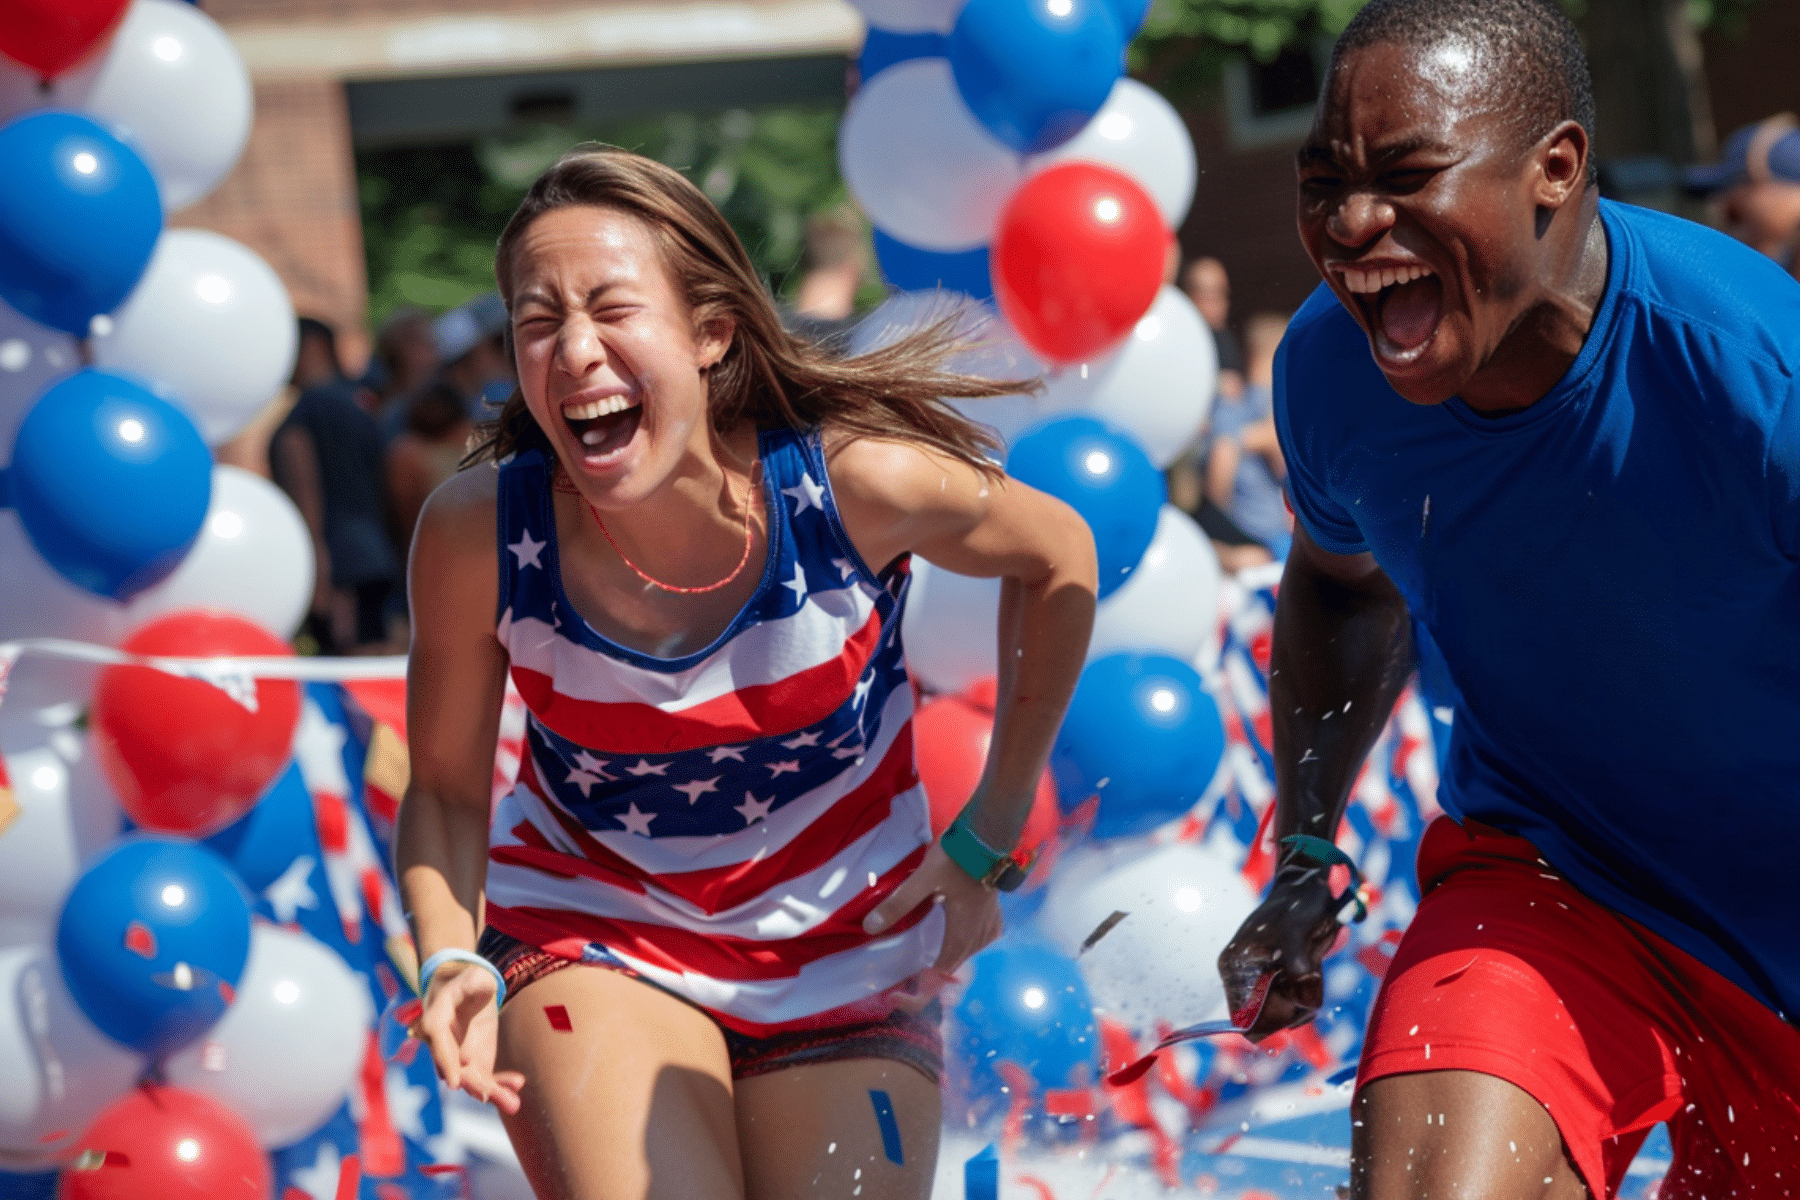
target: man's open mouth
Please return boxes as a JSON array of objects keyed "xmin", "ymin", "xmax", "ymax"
[
  {"xmin": 562, "ymin": 393, "xmax": 642, "ymax": 459},
  {"xmin": 1339, "ymin": 262, "xmax": 1443, "ymax": 362}
]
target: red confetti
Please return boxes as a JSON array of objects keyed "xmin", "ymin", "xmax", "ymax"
[
  {"xmin": 544, "ymin": 1004, "xmax": 572, "ymax": 1031},
  {"xmin": 123, "ymin": 921, "xmax": 156, "ymax": 959},
  {"xmin": 419, "ymin": 1164, "xmax": 465, "ymax": 1177},
  {"xmin": 394, "ymin": 999, "xmax": 422, "ymax": 1026},
  {"xmin": 334, "ymin": 1152, "xmax": 361, "ymax": 1200},
  {"xmin": 217, "ymin": 980, "xmax": 235, "ymax": 1005},
  {"xmin": 37, "ymin": 1129, "xmax": 69, "ymax": 1144}
]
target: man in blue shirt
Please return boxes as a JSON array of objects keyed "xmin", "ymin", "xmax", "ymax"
[{"xmin": 1215, "ymin": 0, "xmax": 1800, "ymax": 1195}]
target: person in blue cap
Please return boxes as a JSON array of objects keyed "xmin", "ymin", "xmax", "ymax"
[{"xmin": 1685, "ymin": 112, "xmax": 1800, "ymax": 280}]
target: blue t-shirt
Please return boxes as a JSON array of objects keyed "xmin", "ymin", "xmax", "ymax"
[{"xmin": 1276, "ymin": 199, "xmax": 1800, "ymax": 1019}]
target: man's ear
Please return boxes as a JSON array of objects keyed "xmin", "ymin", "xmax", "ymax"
[
  {"xmin": 696, "ymin": 314, "xmax": 737, "ymax": 371},
  {"xmin": 1532, "ymin": 119, "xmax": 1589, "ymax": 211}
]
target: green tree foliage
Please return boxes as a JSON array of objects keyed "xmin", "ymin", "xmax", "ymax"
[{"xmin": 357, "ymin": 102, "xmax": 859, "ymax": 329}]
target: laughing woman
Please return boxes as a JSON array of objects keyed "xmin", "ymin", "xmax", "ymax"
[{"xmin": 396, "ymin": 146, "xmax": 1097, "ymax": 1200}]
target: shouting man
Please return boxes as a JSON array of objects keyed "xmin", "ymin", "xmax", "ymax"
[{"xmin": 1217, "ymin": 0, "xmax": 1800, "ymax": 1196}]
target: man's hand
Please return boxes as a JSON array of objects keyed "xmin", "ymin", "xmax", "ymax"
[{"xmin": 1217, "ymin": 861, "xmax": 1346, "ymax": 1041}]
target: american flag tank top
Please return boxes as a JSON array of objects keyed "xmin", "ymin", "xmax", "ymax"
[{"xmin": 484, "ymin": 427, "xmax": 944, "ymax": 1034}]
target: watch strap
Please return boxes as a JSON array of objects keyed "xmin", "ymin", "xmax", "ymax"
[{"xmin": 940, "ymin": 816, "xmax": 1030, "ymax": 892}]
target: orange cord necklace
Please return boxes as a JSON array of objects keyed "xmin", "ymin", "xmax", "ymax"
[{"xmin": 556, "ymin": 461, "xmax": 761, "ymax": 595}]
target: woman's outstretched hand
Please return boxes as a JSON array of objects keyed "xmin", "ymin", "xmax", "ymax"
[
  {"xmin": 863, "ymin": 842, "xmax": 1004, "ymax": 1013},
  {"xmin": 415, "ymin": 961, "xmax": 527, "ymax": 1114}
]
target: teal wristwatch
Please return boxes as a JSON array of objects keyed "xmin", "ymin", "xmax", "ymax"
[{"xmin": 940, "ymin": 814, "xmax": 1032, "ymax": 891}]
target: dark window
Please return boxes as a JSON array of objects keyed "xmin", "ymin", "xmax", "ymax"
[{"xmin": 1250, "ymin": 46, "xmax": 1321, "ymax": 117}]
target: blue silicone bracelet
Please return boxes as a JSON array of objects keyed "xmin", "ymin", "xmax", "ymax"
[{"xmin": 419, "ymin": 947, "xmax": 507, "ymax": 1008}]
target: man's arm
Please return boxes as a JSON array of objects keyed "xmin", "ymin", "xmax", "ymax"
[{"xmin": 1218, "ymin": 520, "xmax": 1414, "ymax": 1038}]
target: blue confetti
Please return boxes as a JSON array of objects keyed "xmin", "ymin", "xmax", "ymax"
[
  {"xmin": 1327, "ymin": 1064, "xmax": 1359, "ymax": 1086},
  {"xmin": 964, "ymin": 1142, "xmax": 998, "ymax": 1200},
  {"xmin": 868, "ymin": 1088, "xmax": 903, "ymax": 1165}
]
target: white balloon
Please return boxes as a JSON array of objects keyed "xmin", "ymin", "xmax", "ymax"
[
  {"xmin": 901, "ymin": 558, "xmax": 1000, "ymax": 695},
  {"xmin": 840, "ymin": 58, "xmax": 1024, "ymax": 252},
  {"xmin": 0, "ymin": 736, "xmax": 124, "ymax": 948},
  {"xmin": 1039, "ymin": 838, "xmax": 1257, "ymax": 1034},
  {"xmin": 0, "ymin": 301, "xmax": 80, "ymax": 470},
  {"xmin": 1029, "ymin": 78, "xmax": 1197, "ymax": 229},
  {"xmin": 0, "ymin": 514, "xmax": 127, "ymax": 715},
  {"xmin": 90, "ymin": 229, "xmax": 298, "ymax": 446},
  {"xmin": 849, "ymin": 291, "xmax": 1045, "ymax": 445},
  {"xmin": 0, "ymin": 0, "xmax": 252, "ymax": 212},
  {"xmin": 852, "ymin": 0, "xmax": 964, "ymax": 33},
  {"xmin": 1039, "ymin": 286, "xmax": 1217, "ymax": 467},
  {"xmin": 0, "ymin": 943, "xmax": 145, "ymax": 1168},
  {"xmin": 1088, "ymin": 505, "xmax": 1221, "ymax": 668},
  {"xmin": 166, "ymin": 924, "xmax": 373, "ymax": 1148},
  {"xmin": 127, "ymin": 466, "xmax": 316, "ymax": 639}
]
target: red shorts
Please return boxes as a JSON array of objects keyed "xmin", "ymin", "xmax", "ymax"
[{"xmin": 1360, "ymin": 816, "xmax": 1800, "ymax": 1198}]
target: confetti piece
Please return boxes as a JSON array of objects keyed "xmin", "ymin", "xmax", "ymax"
[
  {"xmin": 544, "ymin": 1004, "xmax": 573, "ymax": 1032},
  {"xmin": 419, "ymin": 1164, "xmax": 466, "ymax": 1178},
  {"xmin": 123, "ymin": 921, "xmax": 156, "ymax": 959},
  {"xmin": 868, "ymin": 1089, "xmax": 903, "ymax": 1164},
  {"xmin": 1077, "ymin": 911, "xmax": 1128, "ymax": 956},
  {"xmin": 1106, "ymin": 972, "xmax": 1275, "ymax": 1087},
  {"xmin": 335, "ymin": 1153, "xmax": 361, "ymax": 1200},
  {"xmin": 37, "ymin": 1130, "xmax": 69, "ymax": 1145},
  {"xmin": 1327, "ymin": 1065, "xmax": 1358, "ymax": 1086},
  {"xmin": 964, "ymin": 1144, "xmax": 998, "ymax": 1200}
]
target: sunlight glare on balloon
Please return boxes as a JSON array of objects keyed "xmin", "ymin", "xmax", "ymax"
[
  {"xmin": 209, "ymin": 510, "xmax": 246, "ymax": 540},
  {"xmin": 118, "ymin": 418, "xmax": 146, "ymax": 444},
  {"xmin": 1094, "ymin": 196, "xmax": 1122, "ymax": 223},
  {"xmin": 152, "ymin": 35, "xmax": 185, "ymax": 62},
  {"xmin": 1046, "ymin": 0, "xmax": 1073, "ymax": 15},
  {"xmin": 1174, "ymin": 886, "xmax": 1203, "ymax": 913},
  {"xmin": 32, "ymin": 764, "xmax": 60, "ymax": 790},
  {"xmin": 161, "ymin": 883, "xmax": 187, "ymax": 908},
  {"xmin": 72, "ymin": 151, "xmax": 98, "ymax": 176},
  {"xmin": 0, "ymin": 339, "xmax": 28, "ymax": 371},
  {"xmin": 1083, "ymin": 449, "xmax": 1112, "ymax": 477},
  {"xmin": 1149, "ymin": 687, "xmax": 1177, "ymax": 714},
  {"xmin": 194, "ymin": 275, "xmax": 233, "ymax": 306},
  {"xmin": 1096, "ymin": 111, "xmax": 1134, "ymax": 141},
  {"xmin": 1022, "ymin": 985, "xmax": 1048, "ymax": 1010},
  {"xmin": 273, "ymin": 979, "xmax": 301, "ymax": 1005},
  {"xmin": 175, "ymin": 1137, "xmax": 200, "ymax": 1162}
]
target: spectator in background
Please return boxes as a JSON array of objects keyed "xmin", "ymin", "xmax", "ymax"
[
  {"xmin": 1181, "ymin": 256, "xmax": 1245, "ymax": 401},
  {"xmin": 432, "ymin": 291, "xmax": 515, "ymax": 422},
  {"xmin": 780, "ymin": 205, "xmax": 868, "ymax": 354},
  {"xmin": 271, "ymin": 315, "xmax": 402, "ymax": 655},
  {"xmin": 366, "ymin": 305, "xmax": 440, "ymax": 428},
  {"xmin": 213, "ymin": 318, "xmax": 341, "ymax": 478},
  {"xmin": 1205, "ymin": 312, "xmax": 1291, "ymax": 560},
  {"xmin": 1685, "ymin": 113, "xmax": 1800, "ymax": 280},
  {"xmin": 386, "ymin": 378, "xmax": 473, "ymax": 568}
]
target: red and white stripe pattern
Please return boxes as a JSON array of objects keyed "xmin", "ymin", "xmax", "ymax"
[{"xmin": 482, "ymin": 433, "xmax": 941, "ymax": 1034}]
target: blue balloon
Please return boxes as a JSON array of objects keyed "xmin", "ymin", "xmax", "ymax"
[
  {"xmin": 858, "ymin": 29, "xmax": 947, "ymax": 81},
  {"xmin": 948, "ymin": 0, "xmax": 1124, "ymax": 153},
  {"xmin": 1006, "ymin": 416, "xmax": 1162, "ymax": 599},
  {"xmin": 0, "ymin": 112, "xmax": 162, "ymax": 336},
  {"xmin": 1052, "ymin": 653, "xmax": 1225, "ymax": 839},
  {"xmin": 203, "ymin": 764, "xmax": 314, "ymax": 893},
  {"xmin": 873, "ymin": 229, "xmax": 995, "ymax": 301},
  {"xmin": 56, "ymin": 836, "xmax": 253, "ymax": 1058},
  {"xmin": 953, "ymin": 939, "xmax": 1098, "ymax": 1112},
  {"xmin": 9, "ymin": 369, "xmax": 212, "ymax": 600},
  {"xmin": 1106, "ymin": 0, "xmax": 1151, "ymax": 37}
]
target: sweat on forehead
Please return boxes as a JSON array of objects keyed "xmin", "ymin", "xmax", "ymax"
[{"xmin": 1328, "ymin": 0, "xmax": 1596, "ymax": 172}]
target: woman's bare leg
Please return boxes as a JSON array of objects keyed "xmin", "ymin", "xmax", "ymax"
[
  {"xmin": 495, "ymin": 966, "xmax": 743, "ymax": 1200},
  {"xmin": 734, "ymin": 1057, "xmax": 941, "ymax": 1200}
]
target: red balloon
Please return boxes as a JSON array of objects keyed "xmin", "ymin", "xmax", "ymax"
[
  {"xmin": 92, "ymin": 610, "xmax": 301, "ymax": 837},
  {"xmin": 58, "ymin": 1084, "xmax": 270, "ymax": 1200},
  {"xmin": 991, "ymin": 163, "xmax": 1166, "ymax": 365},
  {"xmin": 914, "ymin": 681, "xmax": 1059, "ymax": 862},
  {"xmin": 0, "ymin": 0, "xmax": 127, "ymax": 79}
]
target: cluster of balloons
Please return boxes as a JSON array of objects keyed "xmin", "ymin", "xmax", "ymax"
[{"xmin": 0, "ymin": 5, "xmax": 386, "ymax": 1195}]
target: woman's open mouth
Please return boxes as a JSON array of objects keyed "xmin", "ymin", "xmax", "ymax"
[
  {"xmin": 561, "ymin": 393, "xmax": 642, "ymax": 462},
  {"xmin": 1339, "ymin": 262, "xmax": 1443, "ymax": 367}
]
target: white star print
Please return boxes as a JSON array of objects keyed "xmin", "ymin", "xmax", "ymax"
[
  {"xmin": 832, "ymin": 746, "xmax": 864, "ymax": 760},
  {"xmin": 736, "ymin": 792, "xmax": 774, "ymax": 824},
  {"xmin": 852, "ymin": 676, "xmax": 874, "ymax": 708},
  {"xmin": 508, "ymin": 529, "xmax": 546, "ymax": 569},
  {"xmin": 673, "ymin": 777, "xmax": 720, "ymax": 804},
  {"xmin": 782, "ymin": 473, "xmax": 826, "ymax": 516},
  {"xmin": 618, "ymin": 803, "xmax": 656, "ymax": 836},
  {"xmin": 573, "ymin": 751, "xmax": 612, "ymax": 778},
  {"xmin": 288, "ymin": 1143, "xmax": 341, "ymax": 1200},
  {"xmin": 625, "ymin": 759, "xmax": 668, "ymax": 777},
  {"xmin": 782, "ymin": 562, "xmax": 808, "ymax": 601},
  {"xmin": 826, "ymin": 726, "xmax": 860, "ymax": 748},
  {"xmin": 781, "ymin": 730, "xmax": 822, "ymax": 749},
  {"xmin": 830, "ymin": 557, "xmax": 857, "ymax": 581},
  {"xmin": 566, "ymin": 767, "xmax": 603, "ymax": 797},
  {"xmin": 707, "ymin": 745, "xmax": 747, "ymax": 763},
  {"xmin": 263, "ymin": 856, "xmax": 319, "ymax": 923},
  {"xmin": 385, "ymin": 1064, "xmax": 431, "ymax": 1142},
  {"xmin": 766, "ymin": 759, "xmax": 800, "ymax": 777}
]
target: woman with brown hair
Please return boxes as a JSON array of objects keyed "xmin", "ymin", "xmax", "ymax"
[{"xmin": 396, "ymin": 144, "xmax": 1097, "ymax": 1200}]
